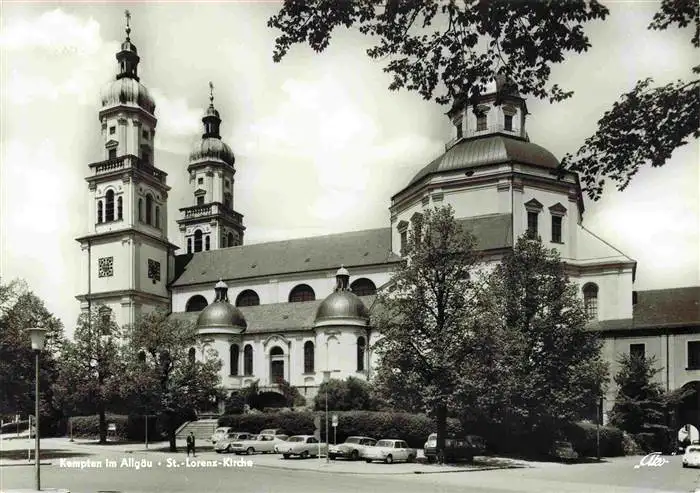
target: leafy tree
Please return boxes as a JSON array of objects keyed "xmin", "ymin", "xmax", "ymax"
[
  {"xmin": 0, "ymin": 279, "xmax": 65, "ymax": 433},
  {"xmin": 268, "ymin": 0, "xmax": 608, "ymax": 104},
  {"xmin": 240, "ymin": 380, "xmax": 262, "ymax": 411},
  {"xmin": 563, "ymin": 0, "xmax": 699, "ymax": 200},
  {"xmin": 371, "ymin": 205, "xmax": 484, "ymax": 461},
  {"xmin": 278, "ymin": 379, "xmax": 307, "ymax": 408},
  {"xmin": 269, "ymin": 1, "xmax": 698, "ymax": 200},
  {"xmin": 468, "ymin": 235, "xmax": 608, "ymax": 448},
  {"xmin": 122, "ymin": 309, "xmax": 223, "ymax": 451},
  {"xmin": 313, "ymin": 377, "xmax": 375, "ymax": 411},
  {"xmin": 609, "ymin": 353, "xmax": 673, "ymax": 450},
  {"xmin": 223, "ymin": 393, "xmax": 246, "ymax": 414},
  {"xmin": 54, "ymin": 306, "xmax": 123, "ymax": 443}
]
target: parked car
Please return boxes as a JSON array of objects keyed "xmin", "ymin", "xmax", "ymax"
[
  {"xmin": 682, "ymin": 445, "xmax": 700, "ymax": 468},
  {"xmin": 230, "ymin": 434, "xmax": 289, "ymax": 455},
  {"xmin": 549, "ymin": 441, "xmax": 579, "ymax": 462},
  {"xmin": 329, "ymin": 436, "xmax": 377, "ymax": 461},
  {"xmin": 423, "ymin": 433, "xmax": 481, "ymax": 463},
  {"xmin": 279, "ymin": 435, "xmax": 328, "ymax": 459},
  {"xmin": 214, "ymin": 431, "xmax": 254, "ymax": 453},
  {"xmin": 363, "ymin": 439, "xmax": 417, "ymax": 464},
  {"xmin": 210, "ymin": 427, "xmax": 231, "ymax": 444},
  {"xmin": 259, "ymin": 428, "xmax": 286, "ymax": 438}
]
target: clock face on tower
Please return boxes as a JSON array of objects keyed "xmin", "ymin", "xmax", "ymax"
[{"xmin": 148, "ymin": 259, "xmax": 161, "ymax": 282}]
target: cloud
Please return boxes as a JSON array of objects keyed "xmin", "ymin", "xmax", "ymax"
[
  {"xmin": 0, "ymin": 9, "xmax": 102, "ymax": 54},
  {"xmin": 150, "ymin": 89, "xmax": 203, "ymax": 154}
]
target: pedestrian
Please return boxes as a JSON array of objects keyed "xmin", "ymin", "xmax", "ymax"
[{"xmin": 186, "ymin": 432, "xmax": 196, "ymax": 457}]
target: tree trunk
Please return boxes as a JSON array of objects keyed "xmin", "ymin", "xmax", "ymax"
[
  {"xmin": 98, "ymin": 404, "xmax": 107, "ymax": 444},
  {"xmin": 166, "ymin": 411, "xmax": 177, "ymax": 452},
  {"xmin": 436, "ymin": 403, "xmax": 447, "ymax": 464}
]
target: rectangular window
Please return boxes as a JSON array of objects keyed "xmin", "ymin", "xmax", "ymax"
[
  {"xmin": 198, "ymin": 177, "xmax": 204, "ymax": 185},
  {"xmin": 453, "ymin": 116, "xmax": 463, "ymax": 139},
  {"xmin": 630, "ymin": 343, "xmax": 645, "ymax": 360},
  {"xmin": 197, "ymin": 196, "xmax": 205, "ymax": 206},
  {"xmin": 527, "ymin": 211, "xmax": 538, "ymax": 236},
  {"xmin": 142, "ymin": 129, "xmax": 149, "ymax": 140},
  {"xmin": 108, "ymin": 149, "xmax": 117, "ymax": 160},
  {"xmin": 689, "ymin": 341, "xmax": 700, "ymax": 369},
  {"xmin": 109, "ymin": 126, "xmax": 116, "ymax": 135},
  {"xmin": 476, "ymin": 114, "xmax": 487, "ymax": 131},
  {"xmin": 551, "ymin": 216, "xmax": 563, "ymax": 243},
  {"xmin": 504, "ymin": 114, "xmax": 513, "ymax": 131},
  {"xmin": 225, "ymin": 180, "xmax": 230, "ymax": 189},
  {"xmin": 400, "ymin": 230, "xmax": 407, "ymax": 255}
]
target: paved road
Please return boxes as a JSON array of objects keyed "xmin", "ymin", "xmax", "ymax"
[{"xmin": 1, "ymin": 439, "xmax": 699, "ymax": 493}]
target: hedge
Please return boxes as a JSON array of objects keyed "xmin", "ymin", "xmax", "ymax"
[
  {"xmin": 218, "ymin": 411, "xmax": 462, "ymax": 448},
  {"xmin": 563, "ymin": 421, "xmax": 625, "ymax": 457},
  {"xmin": 68, "ymin": 415, "xmax": 161, "ymax": 441}
]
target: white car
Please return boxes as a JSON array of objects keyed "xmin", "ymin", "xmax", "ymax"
[
  {"xmin": 363, "ymin": 439, "xmax": 417, "ymax": 464},
  {"xmin": 214, "ymin": 431, "xmax": 254, "ymax": 453},
  {"xmin": 230, "ymin": 434, "xmax": 289, "ymax": 455},
  {"xmin": 210, "ymin": 427, "xmax": 231, "ymax": 444},
  {"xmin": 682, "ymin": 445, "xmax": 700, "ymax": 468},
  {"xmin": 329, "ymin": 436, "xmax": 377, "ymax": 460},
  {"xmin": 279, "ymin": 435, "xmax": 328, "ymax": 459}
]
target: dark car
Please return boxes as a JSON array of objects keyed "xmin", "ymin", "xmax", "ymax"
[{"xmin": 423, "ymin": 433, "xmax": 483, "ymax": 463}]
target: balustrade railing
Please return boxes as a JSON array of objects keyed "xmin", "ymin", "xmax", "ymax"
[{"xmin": 88, "ymin": 154, "xmax": 166, "ymax": 183}]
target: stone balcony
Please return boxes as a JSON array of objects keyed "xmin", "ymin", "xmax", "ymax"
[{"xmin": 88, "ymin": 154, "xmax": 167, "ymax": 183}]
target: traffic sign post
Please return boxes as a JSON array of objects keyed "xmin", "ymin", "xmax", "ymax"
[{"xmin": 331, "ymin": 414, "xmax": 338, "ymax": 445}]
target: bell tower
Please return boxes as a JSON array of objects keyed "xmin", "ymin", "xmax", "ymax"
[
  {"xmin": 75, "ymin": 11, "xmax": 178, "ymax": 328},
  {"xmin": 177, "ymin": 82, "xmax": 245, "ymax": 253}
]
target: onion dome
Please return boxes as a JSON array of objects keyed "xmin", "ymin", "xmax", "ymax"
[
  {"xmin": 101, "ymin": 11, "xmax": 155, "ymax": 115},
  {"xmin": 196, "ymin": 280, "xmax": 247, "ymax": 335},
  {"xmin": 408, "ymin": 135, "xmax": 559, "ymax": 186},
  {"xmin": 189, "ymin": 82, "xmax": 235, "ymax": 167},
  {"xmin": 314, "ymin": 266, "xmax": 370, "ymax": 328}
]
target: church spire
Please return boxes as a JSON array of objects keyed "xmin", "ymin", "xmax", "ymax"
[
  {"xmin": 202, "ymin": 81, "xmax": 222, "ymax": 139},
  {"xmin": 116, "ymin": 10, "xmax": 140, "ymax": 81}
]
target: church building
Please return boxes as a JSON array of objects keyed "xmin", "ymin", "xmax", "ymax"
[{"xmin": 76, "ymin": 17, "xmax": 699, "ymax": 424}]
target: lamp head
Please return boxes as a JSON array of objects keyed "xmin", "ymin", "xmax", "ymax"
[{"xmin": 25, "ymin": 327, "xmax": 47, "ymax": 351}]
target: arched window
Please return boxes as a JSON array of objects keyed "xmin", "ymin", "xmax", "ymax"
[
  {"xmin": 230, "ymin": 344, "xmax": 239, "ymax": 376},
  {"xmin": 350, "ymin": 278, "xmax": 377, "ymax": 296},
  {"xmin": 244, "ymin": 344, "xmax": 253, "ymax": 376},
  {"xmin": 236, "ymin": 290, "xmax": 260, "ymax": 307},
  {"xmin": 583, "ymin": 283, "xmax": 599, "ymax": 321},
  {"xmin": 138, "ymin": 198, "xmax": 143, "ymax": 222},
  {"xmin": 97, "ymin": 200, "xmax": 103, "ymax": 223},
  {"xmin": 117, "ymin": 196, "xmax": 123, "ymax": 220},
  {"xmin": 289, "ymin": 284, "xmax": 315, "ymax": 302},
  {"xmin": 228, "ymin": 232, "xmax": 234, "ymax": 247},
  {"xmin": 270, "ymin": 346, "xmax": 284, "ymax": 383},
  {"xmin": 187, "ymin": 238, "xmax": 192, "ymax": 254},
  {"xmin": 188, "ymin": 347, "xmax": 196, "ymax": 364},
  {"xmin": 304, "ymin": 341, "xmax": 314, "ymax": 373},
  {"xmin": 155, "ymin": 206, "xmax": 160, "ymax": 229},
  {"xmin": 194, "ymin": 230, "xmax": 203, "ymax": 252},
  {"xmin": 205, "ymin": 235, "xmax": 210, "ymax": 251},
  {"xmin": 105, "ymin": 190, "xmax": 115, "ymax": 222},
  {"xmin": 145, "ymin": 194, "xmax": 153, "ymax": 225},
  {"xmin": 185, "ymin": 295, "xmax": 208, "ymax": 312},
  {"xmin": 357, "ymin": 336, "xmax": 366, "ymax": 372}
]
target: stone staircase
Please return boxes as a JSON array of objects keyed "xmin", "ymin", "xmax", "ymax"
[{"xmin": 175, "ymin": 418, "xmax": 219, "ymax": 442}]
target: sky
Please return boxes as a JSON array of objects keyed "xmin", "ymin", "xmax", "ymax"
[{"xmin": 1, "ymin": 1, "xmax": 698, "ymax": 337}]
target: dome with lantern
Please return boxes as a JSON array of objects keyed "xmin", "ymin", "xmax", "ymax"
[
  {"xmin": 196, "ymin": 280, "xmax": 247, "ymax": 334},
  {"xmin": 188, "ymin": 83, "xmax": 236, "ymax": 167},
  {"xmin": 314, "ymin": 266, "xmax": 370, "ymax": 328}
]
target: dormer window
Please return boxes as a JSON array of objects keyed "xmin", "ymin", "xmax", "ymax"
[{"xmin": 504, "ymin": 114, "xmax": 513, "ymax": 131}]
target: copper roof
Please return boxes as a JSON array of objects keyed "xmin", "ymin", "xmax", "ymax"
[
  {"xmin": 408, "ymin": 135, "xmax": 559, "ymax": 187},
  {"xmin": 171, "ymin": 295, "xmax": 377, "ymax": 333},
  {"xmin": 171, "ymin": 215, "xmax": 513, "ymax": 287}
]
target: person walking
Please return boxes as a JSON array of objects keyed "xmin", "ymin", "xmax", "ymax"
[{"xmin": 186, "ymin": 432, "xmax": 196, "ymax": 457}]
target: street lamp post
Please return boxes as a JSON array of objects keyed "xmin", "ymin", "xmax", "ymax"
[{"xmin": 25, "ymin": 327, "xmax": 47, "ymax": 492}]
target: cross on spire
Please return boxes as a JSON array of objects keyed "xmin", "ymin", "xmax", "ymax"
[{"xmin": 124, "ymin": 10, "xmax": 131, "ymax": 39}]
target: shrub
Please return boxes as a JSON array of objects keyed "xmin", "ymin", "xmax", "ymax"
[
  {"xmin": 563, "ymin": 421, "xmax": 626, "ymax": 457},
  {"xmin": 313, "ymin": 377, "xmax": 376, "ymax": 411},
  {"xmin": 68, "ymin": 415, "xmax": 161, "ymax": 441},
  {"xmin": 218, "ymin": 410, "xmax": 462, "ymax": 448},
  {"xmin": 224, "ymin": 394, "xmax": 245, "ymax": 415}
]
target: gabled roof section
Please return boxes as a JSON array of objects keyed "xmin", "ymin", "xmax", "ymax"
[
  {"xmin": 171, "ymin": 228, "xmax": 401, "ymax": 287},
  {"xmin": 170, "ymin": 295, "xmax": 378, "ymax": 333},
  {"xmin": 576, "ymin": 225, "xmax": 636, "ymax": 264}
]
